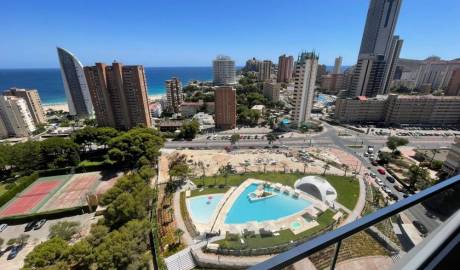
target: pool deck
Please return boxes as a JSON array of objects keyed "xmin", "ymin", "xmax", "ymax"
[
  {"xmin": 189, "ymin": 187, "xmax": 235, "ymax": 234},
  {"xmin": 211, "ymin": 178, "xmax": 329, "ymax": 235}
]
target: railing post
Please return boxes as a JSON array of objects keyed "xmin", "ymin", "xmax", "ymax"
[{"xmin": 330, "ymin": 240, "xmax": 342, "ymax": 270}]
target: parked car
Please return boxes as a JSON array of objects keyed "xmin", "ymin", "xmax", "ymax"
[
  {"xmin": 386, "ymin": 176, "xmax": 395, "ymax": 183},
  {"xmin": 370, "ymin": 172, "xmax": 376, "ymax": 178},
  {"xmin": 7, "ymin": 245, "xmax": 21, "ymax": 260},
  {"xmin": 24, "ymin": 221, "xmax": 36, "ymax": 232},
  {"xmin": 376, "ymin": 178, "xmax": 384, "ymax": 186},
  {"xmin": 0, "ymin": 223, "xmax": 7, "ymax": 233},
  {"xmin": 377, "ymin": 167, "xmax": 386, "ymax": 175},
  {"xmin": 383, "ymin": 186, "xmax": 392, "ymax": 194},
  {"xmin": 413, "ymin": 220, "xmax": 428, "ymax": 236},
  {"xmin": 371, "ymin": 160, "xmax": 379, "ymax": 166},
  {"xmin": 393, "ymin": 185, "xmax": 405, "ymax": 192},
  {"xmin": 388, "ymin": 193, "xmax": 399, "ymax": 201},
  {"xmin": 34, "ymin": 219, "xmax": 47, "ymax": 230}
]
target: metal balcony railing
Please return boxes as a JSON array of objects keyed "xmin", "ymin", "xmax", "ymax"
[{"xmin": 249, "ymin": 174, "xmax": 460, "ymax": 270}]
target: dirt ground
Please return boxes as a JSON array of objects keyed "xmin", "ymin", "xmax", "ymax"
[{"xmin": 158, "ymin": 147, "xmax": 359, "ymax": 183}]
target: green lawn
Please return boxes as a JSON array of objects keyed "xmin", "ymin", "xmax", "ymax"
[
  {"xmin": 0, "ymin": 183, "xmax": 7, "ymax": 196},
  {"xmin": 192, "ymin": 172, "xmax": 360, "ymax": 210},
  {"xmin": 190, "ymin": 187, "xmax": 230, "ymax": 197},
  {"xmin": 216, "ymin": 210, "xmax": 336, "ymax": 249}
]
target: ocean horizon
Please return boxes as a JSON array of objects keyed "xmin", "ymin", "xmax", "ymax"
[
  {"xmin": 0, "ymin": 67, "xmax": 213, "ymax": 104},
  {"xmin": 0, "ymin": 65, "xmax": 342, "ymax": 104}
]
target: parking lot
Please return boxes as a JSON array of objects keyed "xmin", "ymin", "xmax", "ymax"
[
  {"xmin": 346, "ymin": 125, "xmax": 460, "ymax": 138},
  {"xmin": 0, "ymin": 213, "xmax": 96, "ymax": 270}
]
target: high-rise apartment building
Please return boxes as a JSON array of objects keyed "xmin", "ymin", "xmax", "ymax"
[
  {"xmin": 277, "ymin": 55, "xmax": 294, "ymax": 83},
  {"xmin": 0, "ymin": 96, "xmax": 36, "ymax": 137},
  {"xmin": 445, "ymin": 69, "xmax": 460, "ymax": 96},
  {"xmin": 84, "ymin": 62, "xmax": 151, "ymax": 130},
  {"xmin": 57, "ymin": 47, "xmax": 93, "ymax": 118},
  {"xmin": 333, "ymin": 56, "xmax": 343, "ymax": 74},
  {"xmin": 442, "ymin": 138, "xmax": 460, "ymax": 177},
  {"xmin": 292, "ymin": 52, "xmax": 319, "ymax": 126},
  {"xmin": 214, "ymin": 86, "xmax": 236, "ymax": 130},
  {"xmin": 349, "ymin": 0, "xmax": 403, "ymax": 97},
  {"xmin": 165, "ymin": 77, "xmax": 183, "ymax": 113},
  {"xmin": 257, "ymin": 60, "xmax": 272, "ymax": 82},
  {"xmin": 3, "ymin": 88, "xmax": 47, "ymax": 125},
  {"xmin": 243, "ymin": 58, "xmax": 259, "ymax": 72},
  {"xmin": 263, "ymin": 82, "xmax": 280, "ymax": 102},
  {"xmin": 213, "ymin": 55, "xmax": 236, "ymax": 85},
  {"xmin": 320, "ymin": 74, "xmax": 344, "ymax": 95}
]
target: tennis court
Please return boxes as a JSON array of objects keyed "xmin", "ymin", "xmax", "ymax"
[{"xmin": 0, "ymin": 175, "xmax": 70, "ymax": 217}]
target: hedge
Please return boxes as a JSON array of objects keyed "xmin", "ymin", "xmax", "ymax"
[
  {"xmin": 0, "ymin": 206, "xmax": 90, "ymax": 224},
  {"xmin": 0, "ymin": 173, "xmax": 39, "ymax": 208}
]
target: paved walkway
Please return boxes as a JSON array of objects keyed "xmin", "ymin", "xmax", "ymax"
[
  {"xmin": 173, "ymin": 191, "xmax": 194, "ymax": 246},
  {"xmin": 335, "ymin": 255, "xmax": 393, "ymax": 270}
]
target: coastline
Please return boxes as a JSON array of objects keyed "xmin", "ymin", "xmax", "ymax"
[{"xmin": 42, "ymin": 94, "xmax": 165, "ymax": 112}]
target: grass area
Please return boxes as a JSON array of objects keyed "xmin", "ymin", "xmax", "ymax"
[
  {"xmin": 192, "ymin": 172, "xmax": 359, "ymax": 210},
  {"xmin": 347, "ymin": 145, "xmax": 363, "ymax": 149},
  {"xmin": 0, "ymin": 183, "xmax": 7, "ymax": 196},
  {"xmin": 192, "ymin": 172, "xmax": 359, "ymax": 209},
  {"xmin": 190, "ymin": 187, "xmax": 230, "ymax": 197},
  {"xmin": 216, "ymin": 210, "xmax": 336, "ymax": 250},
  {"xmin": 78, "ymin": 160, "xmax": 105, "ymax": 166},
  {"xmin": 179, "ymin": 192, "xmax": 199, "ymax": 237}
]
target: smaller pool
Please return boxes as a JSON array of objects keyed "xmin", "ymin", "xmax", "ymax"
[
  {"xmin": 187, "ymin": 194, "xmax": 224, "ymax": 224},
  {"xmin": 291, "ymin": 221, "xmax": 302, "ymax": 230}
]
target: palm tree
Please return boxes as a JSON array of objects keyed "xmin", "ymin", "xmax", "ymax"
[
  {"xmin": 174, "ymin": 228, "xmax": 184, "ymax": 244},
  {"xmin": 322, "ymin": 162, "xmax": 331, "ymax": 176},
  {"xmin": 267, "ymin": 133, "xmax": 277, "ymax": 145},
  {"xmin": 303, "ymin": 163, "xmax": 308, "ymax": 174},
  {"xmin": 342, "ymin": 164, "xmax": 349, "ymax": 177},
  {"xmin": 430, "ymin": 149, "xmax": 440, "ymax": 166},
  {"xmin": 263, "ymin": 163, "xmax": 267, "ymax": 173},
  {"xmin": 283, "ymin": 164, "xmax": 288, "ymax": 174}
]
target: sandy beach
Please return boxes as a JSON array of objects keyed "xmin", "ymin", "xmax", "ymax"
[
  {"xmin": 43, "ymin": 103, "xmax": 69, "ymax": 112},
  {"xmin": 42, "ymin": 94, "xmax": 164, "ymax": 113}
]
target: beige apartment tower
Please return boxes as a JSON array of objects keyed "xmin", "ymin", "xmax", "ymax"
[
  {"xmin": 292, "ymin": 52, "xmax": 319, "ymax": 126},
  {"xmin": 84, "ymin": 62, "xmax": 151, "ymax": 130},
  {"xmin": 214, "ymin": 86, "xmax": 236, "ymax": 130},
  {"xmin": 165, "ymin": 77, "xmax": 183, "ymax": 113},
  {"xmin": 3, "ymin": 87, "xmax": 47, "ymax": 125},
  {"xmin": 445, "ymin": 69, "xmax": 460, "ymax": 96},
  {"xmin": 263, "ymin": 82, "xmax": 280, "ymax": 102},
  {"xmin": 277, "ymin": 54, "xmax": 294, "ymax": 83}
]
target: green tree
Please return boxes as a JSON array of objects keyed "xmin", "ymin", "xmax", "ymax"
[
  {"xmin": 230, "ymin": 133, "xmax": 240, "ymax": 145},
  {"xmin": 168, "ymin": 154, "xmax": 190, "ymax": 183},
  {"xmin": 23, "ymin": 237, "xmax": 69, "ymax": 269},
  {"xmin": 408, "ymin": 165, "xmax": 430, "ymax": 190},
  {"xmin": 386, "ymin": 136, "xmax": 409, "ymax": 154},
  {"xmin": 48, "ymin": 221, "xmax": 81, "ymax": 241},
  {"xmin": 174, "ymin": 228, "xmax": 184, "ymax": 244},
  {"xmin": 10, "ymin": 141, "xmax": 41, "ymax": 173},
  {"xmin": 322, "ymin": 162, "xmax": 331, "ymax": 175},
  {"xmin": 218, "ymin": 163, "xmax": 233, "ymax": 186},
  {"xmin": 108, "ymin": 127, "xmax": 164, "ymax": 168},
  {"xmin": 86, "ymin": 224, "xmax": 109, "ymax": 246},
  {"xmin": 178, "ymin": 119, "xmax": 200, "ymax": 140},
  {"xmin": 66, "ymin": 239, "xmax": 94, "ymax": 269},
  {"xmin": 0, "ymin": 144, "xmax": 11, "ymax": 175},
  {"xmin": 266, "ymin": 133, "xmax": 277, "ymax": 145},
  {"xmin": 40, "ymin": 137, "xmax": 80, "ymax": 169},
  {"xmin": 378, "ymin": 151, "xmax": 393, "ymax": 164}
]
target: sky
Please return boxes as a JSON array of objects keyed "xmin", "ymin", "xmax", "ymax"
[{"xmin": 1, "ymin": 0, "xmax": 459, "ymax": 68}]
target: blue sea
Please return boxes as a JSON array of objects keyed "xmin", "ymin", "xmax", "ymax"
[{"xmin": 0, "ymin": 67, "xmax": 212, "ymax": 104}]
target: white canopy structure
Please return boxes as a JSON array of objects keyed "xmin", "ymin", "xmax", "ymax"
[{"xmin": 294, "ymin": 176, "xmax": 337, "ymax": 203}]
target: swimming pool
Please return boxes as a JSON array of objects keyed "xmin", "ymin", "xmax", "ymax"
[
  {"xmin": 225, "ymin": 184, "xmax": 312, "ymax": 224},
  {"xmin": 187, "ymin": 194, "xmax": 224, "ymax": 224}
]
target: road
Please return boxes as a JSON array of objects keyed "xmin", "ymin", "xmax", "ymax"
[{"xmin": 165, "ymin": 122, "xmax": 448, "ymax": 233}]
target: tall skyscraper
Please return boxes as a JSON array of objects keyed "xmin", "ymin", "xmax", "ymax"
[
  {"xmin": 243, "ymin": 57, "xmax": 259, "ymax": 72},
  {"xmin": 263, "ymin": 82, "xmax": 280, "ymax": 102},
  {"xmin": 349, "ymin": 0, "xmax": 403, "ymax": 97},
  {"xmin": 277, "ymin": 55, "xmax": 294, "ymax": 83},
  {"xmin": 257, "ymin": 60, "xmax": 272, "ymax": 82},
  {"xmin": 292, "ymin": 52, "xmax": 319, "ymax": 126},
  {"xmin": 333, "ymin": 56, "xmax": 343, "ymax": 74},
  {"xmin": 213, "ymin": 55, "xmax": 236, "ymax": 85},
  {"xmin": 3, "ymin": 88, "xmax": 47, "ymax": 125},
  {"xmin": 84, "ymin": 62, "xmax": 151, "ymax": 130},
  {"xmin": 446, "ymin": 69, "xmax": 460, "ymax": 96},
  {"xmin": 57, "ymin": 47, "xmax": 93, "ymax": 118},
  {"xmin": 0, "ymin": 96, "xmax": 36, "ymax": 137},
  {"xmin": 165, "ymin": 77, "xmax": 183, "ymax": 113},
  {"xmin": 214, "ymin": 86, "xmax": 236, "ymax": 130}
]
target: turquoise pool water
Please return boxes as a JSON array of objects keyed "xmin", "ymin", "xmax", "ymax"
[
  {"xmin": 225, "ymin": 184, "xmax": 312, "ymax": 224},
  {"xmin": 187, "ymin": 194, "xmax": 224, "ymax": 224},
  {"xmin": 291, "ymin": 221, "xmax": 302, "ymax": 230}
]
